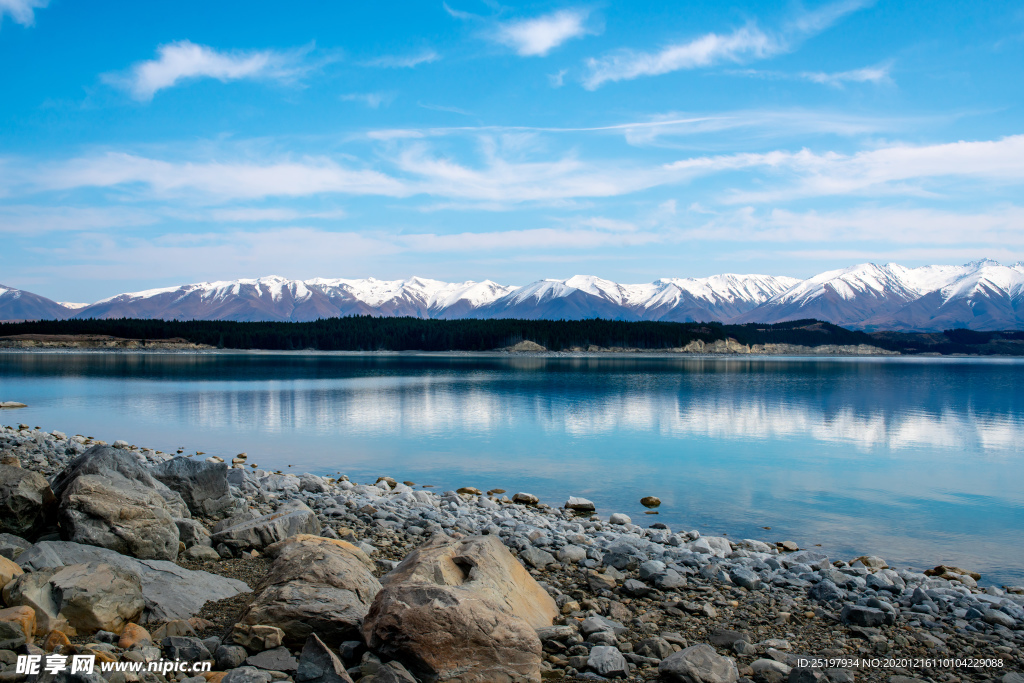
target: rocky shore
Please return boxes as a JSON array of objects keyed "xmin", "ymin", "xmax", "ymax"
[{"xmin": 0, "ymin": 423, "xmax": 1021, "ymax": 683}]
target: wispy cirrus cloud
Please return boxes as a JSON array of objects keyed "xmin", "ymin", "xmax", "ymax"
[
  {"xmin": 492, "ymin": 9, "xmax": 596, "ymax": 57},
  {"xmin": 363, "ymin": 50, "xmax": 439, "ymax": 68},
  {"xmin": 340, "ymin": 92, "xmax": 395, "ymax": 108},
  {"xmin": 733, "ymin": 62, "xmax": 893, "ymax": 88},
  {"xmin": 103, "ymin": 41, "xmax": 316, "ymax": 101},
  {"xmin": 0, "ymin": 0, "xmax": 47, "ymax": 27},
  {"xmin": 582, "ymin": 0, "xmax": 871, "ymax": 89}
]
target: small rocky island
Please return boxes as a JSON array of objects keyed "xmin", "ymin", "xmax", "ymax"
[{"xmin": 0, "ymin": 423, "xmax": 1021, "ymax": 683}]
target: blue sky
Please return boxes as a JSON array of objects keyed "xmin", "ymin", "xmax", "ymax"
[{"xmin": 1, "ymin": 0, "xmax": 1023, "ymax": 301}]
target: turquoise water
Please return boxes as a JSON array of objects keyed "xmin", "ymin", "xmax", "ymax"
[{"xmin": 1, "ymin": 351, "xmax": 1022, "ymax": 586}]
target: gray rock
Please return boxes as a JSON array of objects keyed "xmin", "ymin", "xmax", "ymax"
[
  {"xmin": 183, "ymin": 545, "xmax": 221, "ymax": 562},
  {"xmin": 151, "ymin": 457, "xmax": 238, "ymax": 518},
  {"xmin": 241, "ymin": 535, "xmax": 380, "ymax": 645},
  {"xmin": 588, "ymin": 645, "xmax": 628, "ymax": 677},
  {"xmin": 581, "ymin": 615, "xmax": 627, "ymax": 636},
  {"xmin": 3, "ymin": 562, "xmax": 144, "ymax": 635},
  {"xmin": 14, "ymin": 540, "xmax": 249, "ymax": 623},
  {"xmin": 246, "ymin": 646, "xmax": 298, "ymax": 673},
  {"xmin": 520, "ymin": 546, "xmax": 556, "ymax": 569},
  {"xmin": 623, "ymin": 578, "xmax": 649, "ymax": 597},
  {"xmin": 565, "ymin": 497, "xmax": 596, "ymax": 512},
  {"xmin": 730, "ymin": 567, "xmax": 762, "ymax": 591},
  {"xmin": 808, "ymin": 580, "xmax": 844, "ymax": 603},
  {"xmin": 557, "ymin": 545, "xmax": 588, "ymax": 563},
  {"xmin": 752, "ymin": 658, "xmax": 792, "ymax": 683},
  {"xmin": 636, "ymin": 636, "xmax": 674, "ymax": 660},
  {"xmin": 0, "ymin": 465, "xmax": 54, "ymax": 538},
  {"xmin": 709, "ymin": 630, "xmax": 750, "ymax": 648},
  {"xmin": 161, "ymin": 636, "xmax": 211, "ymax": 663},
  {"xmin": 983, "ymin": 609, "xmax": 1016, "ymax": 628},
  {"xmin": 175, "ymin": 519, "xmax": 212, "ymax": 548},
  {"xmin": 211, "ymin": 500, "xmax": 321, "ymax": 551},
  {"xmin": 50, "ymin": 446, "xmax": 187, "ymax": 560},
  {"xmin": 373, "ymin": 661, "xmax": 417, "ymax": 683},
  {"xmin": 0, "ymin": 533, "xmax": 32, "ymax": 560},
  {"xmin": 1001, "ymin": 673, "xmax": 1024, "ymax": 683},
  {"xmin": 609, "ymin": 513, "xmax": 632, "ymax": 525},
  {"xmin": 840, "ymin": 604, "xmax": 895, "ymax": 627},
  {"xmin": 222, "ymin": 666, "xmax": 273, "ymax": 683},
  {"xmin": 660, "ymin": 643, "xmax": 739, "ymax": 683},
  {"xmin": 655, "ymin": 568, "xmax": 687, "ymax": 590},
  {"xmin": 0, "ymin": 618, "xmax": 28, "ymax": 649},
  {"xmin": 295, "ymin": 633, "xmax": 354, "ymax": 683},
  {"xmin": 215, "ymin": 645, "xmax": 248, "ymax": 670}
]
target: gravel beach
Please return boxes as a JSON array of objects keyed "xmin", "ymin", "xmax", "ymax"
[{"xmin": 0, "ymin": 422, "xmax": 1021, "ymax": 683}]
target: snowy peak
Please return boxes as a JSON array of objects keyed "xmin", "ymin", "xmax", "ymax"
[{"xmin": 3, "ymin": 261, "xmax": 1023, "ymax": 331}]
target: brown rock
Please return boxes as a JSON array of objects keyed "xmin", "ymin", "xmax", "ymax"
[
  {"xmin": 239, "ymin": 534, "xmax": 380, "ymax": 645},
  {"xmin": 363, "ymin": 534, "xmax": 558, "ymax": 682},
  {"xmin": 151, "ymin": 619, "xmax": 196, "ymax": 639},
  {"xmin": 0, "ymin": 606, "xmax": 36, "ymax": 647},
  {"xmin": 924, "ymin": 565, "xmax": 981, "ymax": 581},
  {"xmin": 640, "ymin": 496, "xmax": 662, "ymax": 508},
  {"xmin": 457, "ymin": 487, "xmax": 482, "ymax": 496},
  {"xmin": 231, "ymin": 624, "xmax": 285, "ymax": 652},
  {"xmin": 41, "ymin": 629, "xmax": 70, "ymax": 652},
  {"xmin": 3, "ymin": 562, "xmax": 144, "ymax": 635},
  {"xmin": 118, "ymin": 622, "xmax": 152, "ymax": 649},
  {"xmin": 0, "ymin": 556, "xmax": 24, "ymax": 587}
]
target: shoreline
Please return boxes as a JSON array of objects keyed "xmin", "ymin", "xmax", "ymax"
[
  {"xmin": 1, "ymin": 423, "xmax": 1022, "ymax": 682},
  {"xmin": 3, "ymin": 346, "xmax": 1023, "ymax": 361}
]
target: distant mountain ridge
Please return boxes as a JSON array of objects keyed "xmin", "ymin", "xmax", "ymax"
[{"xmin": 2, "ymin": 260, "xmax": 1023, "ymax": 332}]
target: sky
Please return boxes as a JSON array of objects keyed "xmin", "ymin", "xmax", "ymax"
[{"xmin": 1, "ymin": 0, "xmax": 1023, "ymax": 301}]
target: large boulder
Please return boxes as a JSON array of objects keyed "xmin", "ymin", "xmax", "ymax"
[
  {"xmin": 0, "ymin": 464, "xmax": 56, "ymax": 538},
  {"xmin": 151, "ymin": 457, "xmax": 239, "ymax": 518},
  {"xmin": 239, "ymin": 535, "xmax": 380, "ymax": 645},
  {"xmin": 211, "ymin": 500, "xmax": 321, "ymax": 552},
  {"xmin": 15, "ymin": 541, "xmax": 250, "ymax": 623},
  {"xmin": 362, "ymin": 534, "xmax": 559, "ymax": 683},
  {"xmin": 660, "ymin": 644, "xmax": 739, "ymax": 683},
  {"xmin": 2, "ymin": 562, "xmax": 144, "ymax": 635},
  {"xmin": 50, "ymin": 446, "xmax": 188, "ymax": 560}
]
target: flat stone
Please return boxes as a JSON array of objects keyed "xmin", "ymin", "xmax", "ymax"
[
  {"xmin": 564, "ymin": 497, "xmax": 596, "ymax": 512},
  {"xmin": 520, "ymin": 546, "xmax": 557, "ymax": 569},
  {"xmin": 246, "ymin": 646, "xmax": 298, "ymax": 673},
  {"xmin": 15, "ymin": 541, "xmax": 249, "ymax": 623}
]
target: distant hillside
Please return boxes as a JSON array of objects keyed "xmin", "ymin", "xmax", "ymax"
[{"xmin": 2, "ymin": 317, "xmax": 1022, "ymax": 355}]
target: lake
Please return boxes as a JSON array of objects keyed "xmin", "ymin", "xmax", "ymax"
[{"xmin": 1, "ymin": 351, "xmax": 1022, "ymax": 586}]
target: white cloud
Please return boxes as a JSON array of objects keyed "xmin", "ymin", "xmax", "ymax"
[
  {"xmin": 0, "ymin": 0, "xmax": 47, "ymax": 27},
  {"xmin": 32, "ymin": 152, "xmax": 409, "ymax": 200},
  {"xmin": 730, "ymin": 62, "xmax": 893, "ymax": 88},
  {"xmin": 802, "ymin": 63, "xmax": 892, "ymax": 87},
  {"xmin": 494, "ymin": 9, "xmax": 594, "ymax": 57},
  {"xmin": 340, "ymin": 92, "xmax": 394, "ymax": 108},
  {"xmin": 104, "ymin": 41, "xmax": 312, "ymax": 101},
  {"xmin": 689, "ymin": 205, "xmax": 1024, "ymax": 246},
  {"xmin": 584, "ymin": 25, "xmax": 777, "ymax": 89},
  {"xmin": 582, "ymin": 0, "xmax": 869, "ymax": 89},
  {"xmin": 363, "ymin": 50, "xmax": 439, "ymax": 68}
]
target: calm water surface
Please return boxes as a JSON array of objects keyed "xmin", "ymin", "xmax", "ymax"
[{"xmin": 1, "ymin": 351, "xmax": 1022, "ymax": 585}]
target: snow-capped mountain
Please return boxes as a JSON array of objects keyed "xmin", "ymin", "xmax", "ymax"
[
  {"xmin": 77, "ymin": 276, "xmax": 519, "ymax": 323},
  {"xmin": 736, "ymin": 260, "xmax": 1024, "ymax": 331},
  {"xmin": 0, "ymin": 285, "xmax": 74, "ymax": 322},
  {"xmin": 2, "ymin": 261, "xmax": 1022, "ymax": 331},
  {"xmin": 468, "ymin": 274, "xmax": 799, "ymax": 321}
]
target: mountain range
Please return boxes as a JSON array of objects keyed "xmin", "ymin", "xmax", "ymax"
[{"xmin": 2, "ymin": 260, "xmax": 1022, "ymax": 332}]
